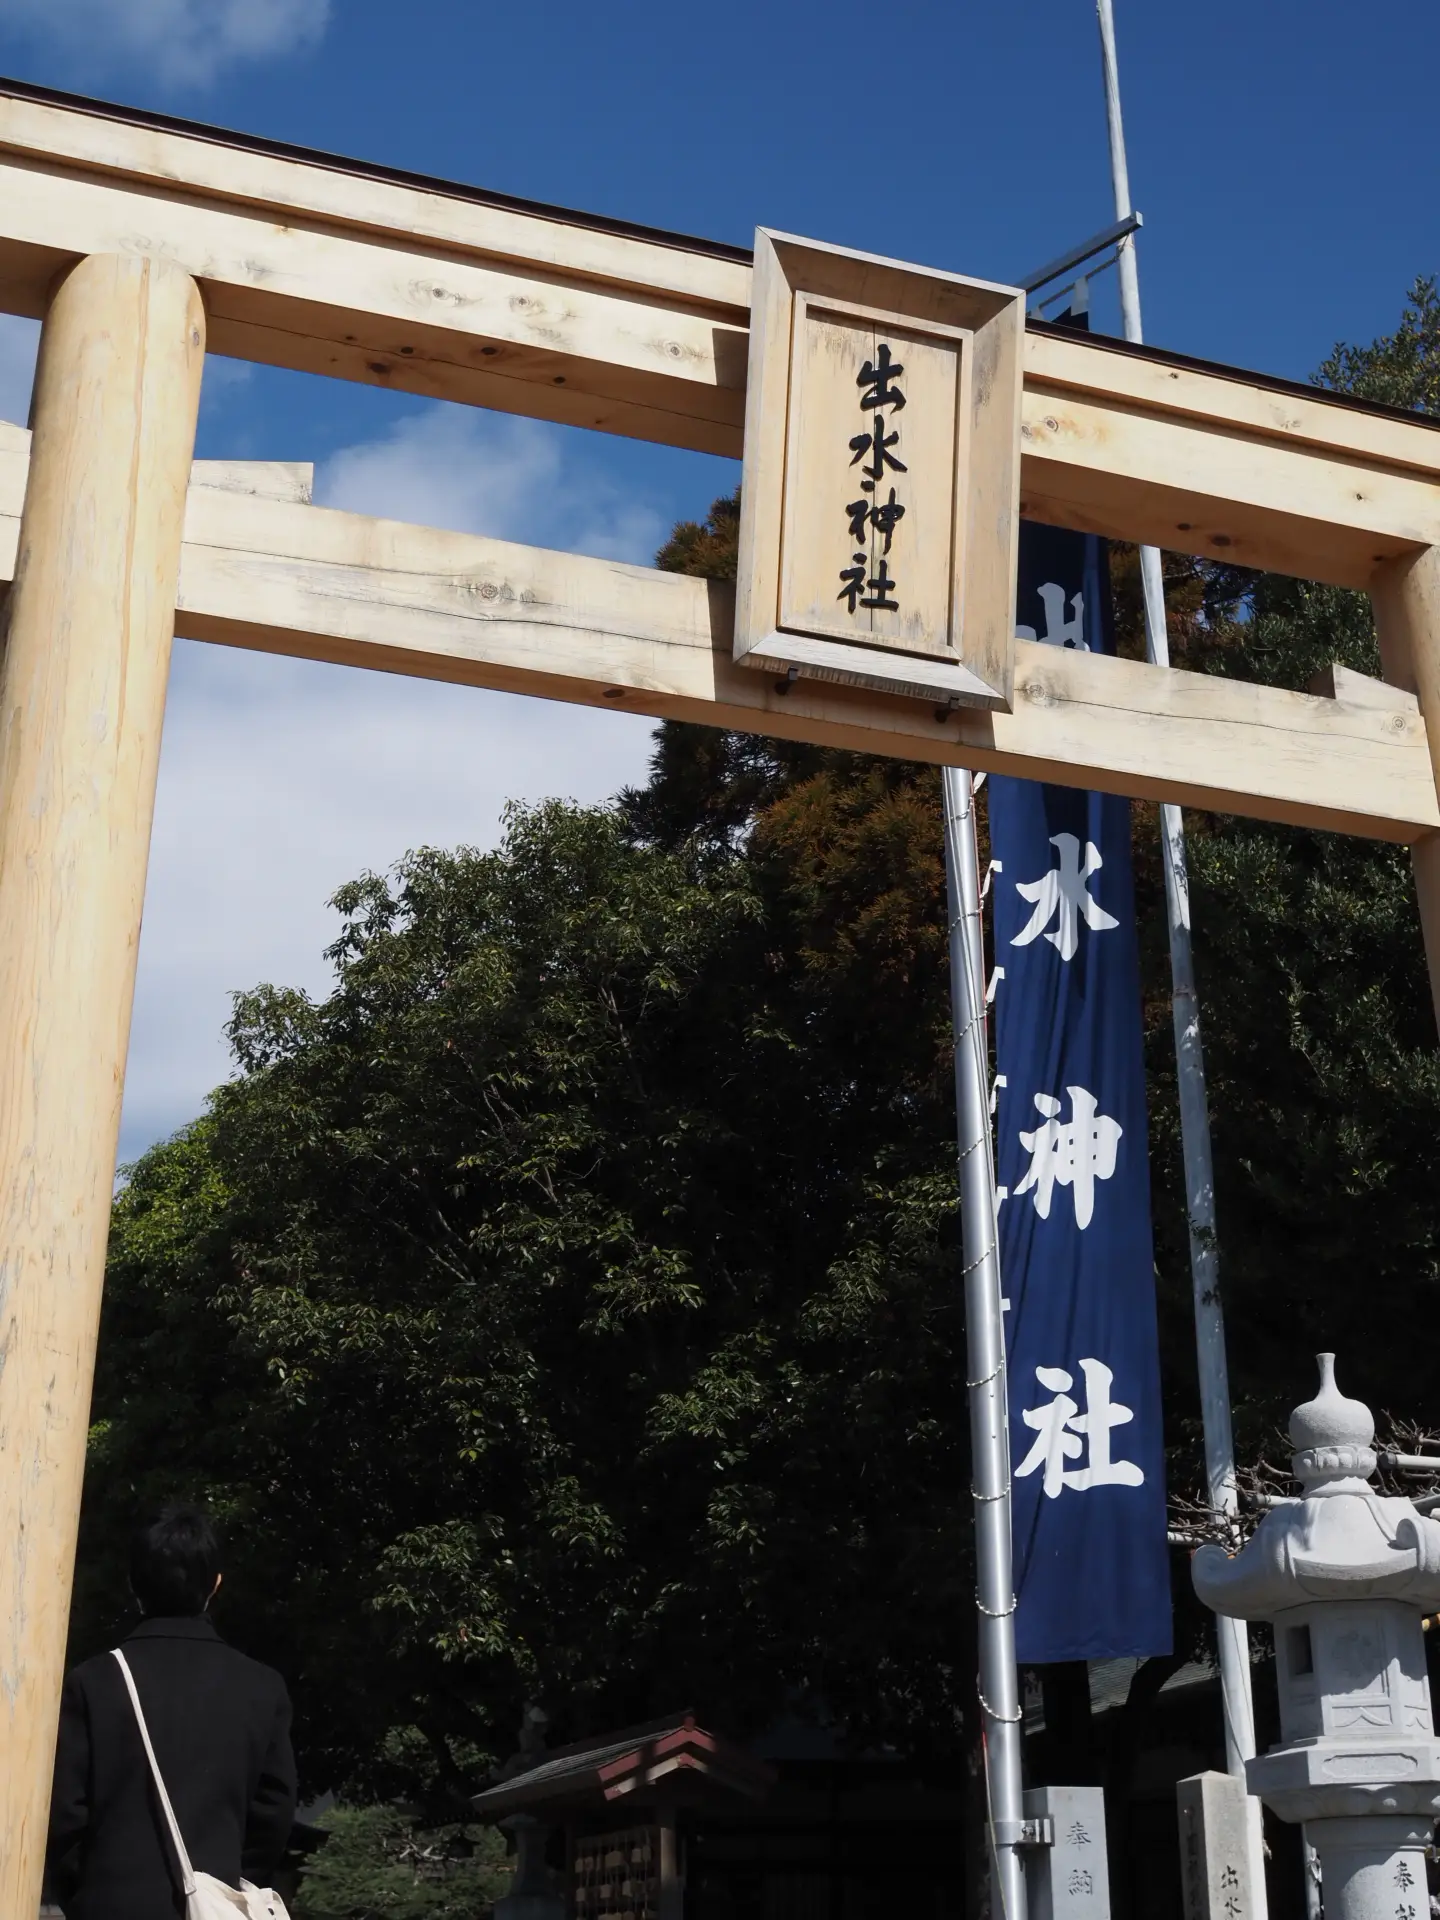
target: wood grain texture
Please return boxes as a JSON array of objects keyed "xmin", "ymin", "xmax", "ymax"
[
  {"xmin": 191, "ymin": 458, "xmax": 314, "ymax": 503},
  {"xmin": 0, "ymin": 90, "xmax": 754, "ymax": 313},
  {"xmin": 780, "ymin": 302, "xmax": 962, "ymax": 658},
  {"xmin": 13, "ymin": 481, "xmax": 1408, "ymax": 842},
  {"xmin": 1020, "ymin": 383, "xmax": 1440, "ymax": 589},
  {"xmin": 0, "ymin": 418, "xmax": 312, "ymax": 507},
  {"xmin": 735, "ymin": 232, "xmax": 1020, "ymax": 706},
  {"xmin": 1371, "ymin": 549, "xmax": 1440, "ymax": 1026},
  {"xmin": 0, "ymin": 254, "xmax": 204, "ymax": 1919},
  {"xmin": 3, "ymin": 94, "xmax": 1440, "ymax": 581},
  {"xmin": 1024, "ymin": 329, "xmax": 1440, "ymax": 474},
  {"xmin": 1308, "ymin": 661, "xmax": 1419, "ymax": 712},
  {"xmin": 733, "ymin": 229, "xmax": 793, "ymax": 659},
  {"xmin": 0, "ymin": 445, "xmax": 1429, "ymax": 840},
  {"xmin": 0, "ymin": 146, "xmax": 749, "ymax": 456}
]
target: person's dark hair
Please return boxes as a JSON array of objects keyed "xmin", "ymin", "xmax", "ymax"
[{"xmin": 129, "ymin": 1503, "xmax": 221, "ymax": 1616}]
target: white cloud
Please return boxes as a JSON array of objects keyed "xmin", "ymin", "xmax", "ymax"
[
  {"xmin": 317, "ymin": 406, "xmax": 666, "ymax": 563},
  {"xmin": 121, "ymin": 646, "xmax": 654, "ymax": 1162},
  {"xmin": 1, "ymin": 0, "xmax": 330, "ymax": 89},
  {"xmin": 0, "ymin": 315, "xmax": 39, "ymax": 428},
  {"xmin": 119, "ymin": 402, "xmax": 672, "ymax": 1161}
]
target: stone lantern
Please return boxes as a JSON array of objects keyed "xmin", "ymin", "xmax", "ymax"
[{"xmin": 1192, "ymin": 1355, "xmax": 1440, "ymax": 1920}]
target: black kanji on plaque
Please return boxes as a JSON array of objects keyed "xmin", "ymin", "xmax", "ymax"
[
  {"xmin": 869, "ymin": 486, "xmax": 905, "ymax": 552},
  {"xmin": 859, "ymin": 558, "xmax": 899, "ymax": 610},
  {"xmin": 837, "ymin": 554, "xmax": 868, "ymax": 612},
  {"xmin": 857, "ymin": 343, "xmax": 906, "ymax": 411},
  {"xmin": 839, "ymin": 336, "xmax": 907, "ymax": 615},
  {"xmin": 849, "ymin": 418, "xmax": 907, "ymax": 490}
]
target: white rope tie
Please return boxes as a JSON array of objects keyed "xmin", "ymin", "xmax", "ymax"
[{"xmin": 977, "ymin": 1686, "xmax": 1023, "ymax": 1724}]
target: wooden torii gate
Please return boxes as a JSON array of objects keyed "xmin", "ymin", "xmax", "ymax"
[{"xmin": 4, "ymin": 75, "xmax": 1440, "ymax": 1912}]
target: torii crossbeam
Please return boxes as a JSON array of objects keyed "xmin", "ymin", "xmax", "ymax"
[{"xmin": 4, "ymin": 77, "xmax": 1440, "ymax": 1914}]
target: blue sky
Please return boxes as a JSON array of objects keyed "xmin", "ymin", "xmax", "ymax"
[{"xmin": 0, "ymin": 0, "xmax": 1436, "ymax": 1157}]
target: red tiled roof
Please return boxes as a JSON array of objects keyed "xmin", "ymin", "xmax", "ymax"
[{"xmin": 471, "ymin": 1713, "xmax": 775, "ymax": 1820}]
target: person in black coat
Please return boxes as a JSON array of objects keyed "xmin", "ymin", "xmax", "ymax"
[{"xmin": 46, "ymin": 1503, "xmax": 298, "ymax": 1919}]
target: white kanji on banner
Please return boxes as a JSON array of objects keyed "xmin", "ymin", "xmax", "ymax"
[
  {"xmin": 1015, "ymin": 1359, "xmax": 1145, "ymax": 1498},
  {"xmin": 1013, "ymin": 1085, "xmax": 1122, "ymax": 1230},
  {"xmin": 1015, "ymin": 580, "xmax": 1088, "ymax": 651},
  {"xmin": 1011, "ymin": 833, "xmax": 1119, "ymax": 963}
]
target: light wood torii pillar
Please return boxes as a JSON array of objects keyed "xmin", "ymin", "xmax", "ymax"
[
  {"xmin": 0, "ymin": 252, "xmax": 204, "ymax": 1917},
  {"xmin": 1371, "ymin": 549, "xmax": 1440, "ymax": 1017}
]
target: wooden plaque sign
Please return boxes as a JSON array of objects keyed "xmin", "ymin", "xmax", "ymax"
[{"xmin": 735, "ymin": 229, "xmax": 1026, "ymax": 710}]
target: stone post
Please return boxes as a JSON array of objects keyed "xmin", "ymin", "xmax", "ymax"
[
  {"xmin": 493, "ymin": 1813, "xmax": 566, "ymax": 1920},
  {"xmin": 1177, "ymin": 1771, "xmax": 1260, "ymax": 1920},
  {"xmin": 1192, "ymin": 1355, "xmax": 1440, "ymax": 1920},
  {"xmin": 1023, "ymin": 1785, "xmax": 1111, "ymax": 1920}
]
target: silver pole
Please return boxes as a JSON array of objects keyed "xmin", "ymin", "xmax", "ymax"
[
  {"xmin": 943, "ymin": 764, "xmax": 1027, "ymax": 1920},
  {"xmin": 1093, "ymin": 5, "xmax": 1267, "ymax": 1911}
]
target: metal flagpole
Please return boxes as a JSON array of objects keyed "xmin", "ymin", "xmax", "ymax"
[
  {"xmin": 943, "ymin": 764, "xmax": 1028, "ymax": 1920},
  {"xmin": 1092, "ymin": 5, "xmax": 1270, "ymax": 1912}
]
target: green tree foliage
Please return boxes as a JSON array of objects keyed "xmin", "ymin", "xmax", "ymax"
[
  {"xmin": 290, "ymin": 1808, "xmax": 509, "ymax": 1920},
  {"xmin": 653, "ymin": 489, "xmax": 740, "ymax": 580},
  {"xmin": 1138, "ymin": 280, "xmax": 1440, "ymax": 1459},
  {"xmin": 81, "ymin": 789, "xmax": 971, "ymax": 1803},
  {"xmin": 74, "ymin": 283, "xmax": 1440, "ymax": 1811},
  {"xmin": 1315, "ymin": 275, "xmax": 1440, "ymax": 414}
]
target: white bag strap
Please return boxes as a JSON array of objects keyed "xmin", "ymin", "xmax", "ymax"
[{"xmin": 111, "ymin": 1648, "xmax": 198, "ymax": 1898}]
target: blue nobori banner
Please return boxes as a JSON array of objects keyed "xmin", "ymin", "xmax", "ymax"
[{"xmin": 990, "ymin": 523, "xmax": 1172, "ymax": 1662}]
